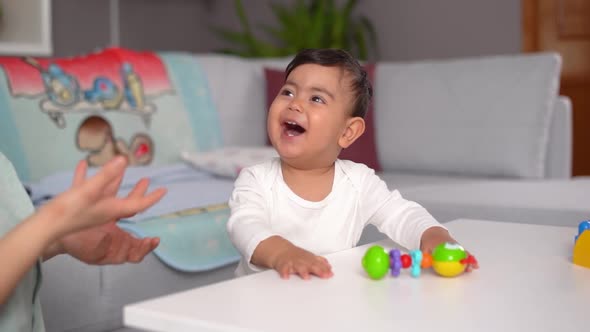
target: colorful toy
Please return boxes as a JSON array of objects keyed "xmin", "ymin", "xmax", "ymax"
[
  {"xmin": 362, "ymin": 245, "xmax": 390, "ymax": 279},
  {"xmin": 362, "ymin": 242, "xmax": 477, "ymax": 279},
  {"xmin": 573, "ymin": 220, "xmax": 590, "ymax": 269}
]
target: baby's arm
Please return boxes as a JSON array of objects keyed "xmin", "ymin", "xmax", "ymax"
[
  {"xmin": 227, "ymin": 168, "xmax": 332, "ymax": 279},
  {"xmin": 360, "ymin": 170, "xmax": 478, "ymax": 271},
  {"xmin": 359, "ymin": 168, "xmax": 448, "ymax": 250}
]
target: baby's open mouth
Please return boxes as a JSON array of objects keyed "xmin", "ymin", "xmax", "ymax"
[{"xmin": 283, "ymin": 121, "xmax": 306, "ymax": 136}]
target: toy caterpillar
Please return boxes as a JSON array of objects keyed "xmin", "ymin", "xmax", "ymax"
[{"xmin": 362, "ymin": 242, "xmax": 477, "ymax": 279}]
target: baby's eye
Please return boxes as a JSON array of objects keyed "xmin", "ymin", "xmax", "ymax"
[
  {"xmin": 311, "ymin": 96, "xmax": 325, "ymax": 104},
  {"xmin": 280, "ymin": 89, "xmax": 293, "ymax": 97}
]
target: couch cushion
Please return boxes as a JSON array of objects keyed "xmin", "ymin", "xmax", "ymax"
[
  {"xmin": 545, "ymin": 96, "xmax": 572, "ymax": 179},
  {"xmin": 378, "ymin": 171, "xmax": 480, "ymax": 191},
  {"xmin": 0, "ymin": 48, "xmax": 223, "ymax": 182},
  {"xmin": 264, "ymin": 64, "xmax": 382, "ymax": 171},
  {"xmin": 375, "ymin": 53, "xmax": 561, "ymax": 179},
  {"xmin": 193, "ymin": 55, "xmax": 289, "ymax": 148},
  {"xmin": 398, "ymin": 176, "xmax": 590, "ymax": 227}
]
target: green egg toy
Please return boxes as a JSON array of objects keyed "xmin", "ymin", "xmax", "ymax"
[
  {"xmin": 362, "ymin": 245, "xmax": 390, "ymax": 280},
  {"xmin": 431, "ymin": 242, "xmax": 468, "ymax": 277}
]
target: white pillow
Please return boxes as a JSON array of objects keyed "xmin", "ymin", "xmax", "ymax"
[{"xmin": 181, "ymin": 147, "xmax": 278, "ymax": 178}]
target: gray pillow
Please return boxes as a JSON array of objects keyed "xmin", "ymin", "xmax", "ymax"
[{"xmin": 375, "ymin": 53, "xmax": 561, "ymax": 178}]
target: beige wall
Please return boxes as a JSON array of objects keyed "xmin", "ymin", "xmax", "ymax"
[{"xmin": 52, "ymin": 0, "xmax": 521, "ymax": 61}]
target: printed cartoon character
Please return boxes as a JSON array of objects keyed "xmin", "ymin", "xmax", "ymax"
[
  {"xmin": 119, "ymin": 133, "xmax": 154, "ymax": 165},
  {"xmin": 84, "ymin": 77, "xmax": 124, "ymax": 109},
  {"xmin": 122, "ymin": 62, "xmax": 145, "ymax": 110},
  {"xmin": 83, "ymin": 63, "xmax": 146, "ymax": 111},
  {"xmin": 24, "ymin": 57, "xmax": 80, "ymax": 107},
  {"xmin": 76, "ymin": 115, "xmax": 154, "ymax": 167}
]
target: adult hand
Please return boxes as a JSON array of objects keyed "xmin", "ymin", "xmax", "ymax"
[
  {"xmin": 41, "ymin": 157, "xmax": 166, "ymax": 236},
  {"xmin": 41, "ymin": 157, "xmax": 166, "ymax": 262},
  {"xmin": 59, "ymin": 221, "xmax": 159, "ymax": 265}
]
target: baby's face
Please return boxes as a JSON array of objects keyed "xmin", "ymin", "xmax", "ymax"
[{"xmin": 267, "ymin": 64, "xmax": 354, "ymax": 168}]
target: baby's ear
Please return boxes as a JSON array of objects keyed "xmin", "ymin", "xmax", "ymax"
[{"xmin": 339, "ymin": 117, "xmax": 365, "ymax": 149}]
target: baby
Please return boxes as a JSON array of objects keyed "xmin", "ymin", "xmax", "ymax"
[{"xmin": 227, "ymin": 48, "xmax": 476, "ymax": 279}]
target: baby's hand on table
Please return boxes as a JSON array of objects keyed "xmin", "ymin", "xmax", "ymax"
[
  {"xmin": 272, "ymin": 245, "xmax": 333, "ymax": 280},
  {"xmin": 251, "ymin": 236, "xmax": 333, "ymax": 280},
  {"xmin": 420, "ymin": 226, "xmax": 479, "ymax": 272}
]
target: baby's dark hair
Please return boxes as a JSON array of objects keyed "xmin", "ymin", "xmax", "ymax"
[{"xmin": 285, "ymin": 48, "xmax": 373, "ymax": 119}]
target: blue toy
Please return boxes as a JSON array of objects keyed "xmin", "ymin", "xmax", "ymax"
[
  {"xmin": 575, "ymin": 220, "xmax": 590, "ymax": 242},
  {"xmin": 410, "ymin": 250, "xmax": 423, "ymax": 277}
]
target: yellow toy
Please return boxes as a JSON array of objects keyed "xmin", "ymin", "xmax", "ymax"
[{"xmin": 573, "ymin": 221, "xmax": 590, "ymax": 269}]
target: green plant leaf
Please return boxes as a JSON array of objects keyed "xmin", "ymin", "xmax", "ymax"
[
  {"xmin": 212, "ymin": 27, "xmax": 251, "ymax": 46},
  {"xmin": 270, "ymin": 2, "xmax": 296, "ymax": 32},
  {"xmin": 234, "ymin": 0, "xmax": 253, "ymax": 36},
  {"xmin": 216, "ymin": 48, "xmax": 253, "ymax": 57},
  {"xmin": 269, "ymin": 3, "xmax": 300, "ymax": 46},
  {"xmin": 342, "ymin": 0, "xmax": 357, "ymax": 20},
  {"xmin": 259, "ymin": 24, "xmax": 284, "ymax": 43},
  {"xmin": 359, "ymin": 16, "xmax": 379, "ymax": 58},
  {"xmin": 352, "ymin": 22, "xmax": 368, "ymax": 60},
  {"xmin": 308, "ymin": 0, "xmax": 328, "ymax": 48},
  {"xmin": 212, "ymin": 0, "xmax": 377, "ymax": 59}
]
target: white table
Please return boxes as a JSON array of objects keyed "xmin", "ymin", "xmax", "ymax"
[{"xmin": 124, "ymin": 219, "xmax": 590, "ymax": 332}]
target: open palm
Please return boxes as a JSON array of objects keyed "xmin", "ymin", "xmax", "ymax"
[
  {"xmin": 49, "ymin": 157, "xmax": 166, "ymax": 264},
  {"xmin": 60, "ymin": 221, "xmax": 159, "ymax": 265}
]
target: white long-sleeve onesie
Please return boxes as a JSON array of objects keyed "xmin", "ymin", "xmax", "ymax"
[{"xmin": 227, "ymin": 158, "xmax": 444, "ymax": 276}]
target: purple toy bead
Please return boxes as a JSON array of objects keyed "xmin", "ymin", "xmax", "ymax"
[{"xmin": 389, "ymin": 249, "xmax": 402, "ymax": 277}]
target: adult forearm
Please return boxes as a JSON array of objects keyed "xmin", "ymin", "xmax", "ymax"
[
  {"xmin": 0, "ymin": 214, "xmax": 60, "ymax": 305},
  {"xmin": 42, "ymin": 240, "xmax": 65, "ymax": 261},
  {"xmin": 250, "ymin": 235, "xmax": 294, "ymax": 269}
]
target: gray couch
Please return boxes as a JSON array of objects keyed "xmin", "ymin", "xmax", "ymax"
[{"xmin": 39, "ymin": 52, "xmax": 587, "ymax": 332}]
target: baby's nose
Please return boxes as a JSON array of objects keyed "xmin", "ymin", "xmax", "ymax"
[{"xmin": 288, "ymin": 100, "xmax": 302, "ymax": 112}]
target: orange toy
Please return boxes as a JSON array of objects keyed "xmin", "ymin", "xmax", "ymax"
[{"xmin": 421, "ymin": 253, "xmax": 433, "ymax": 268}]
